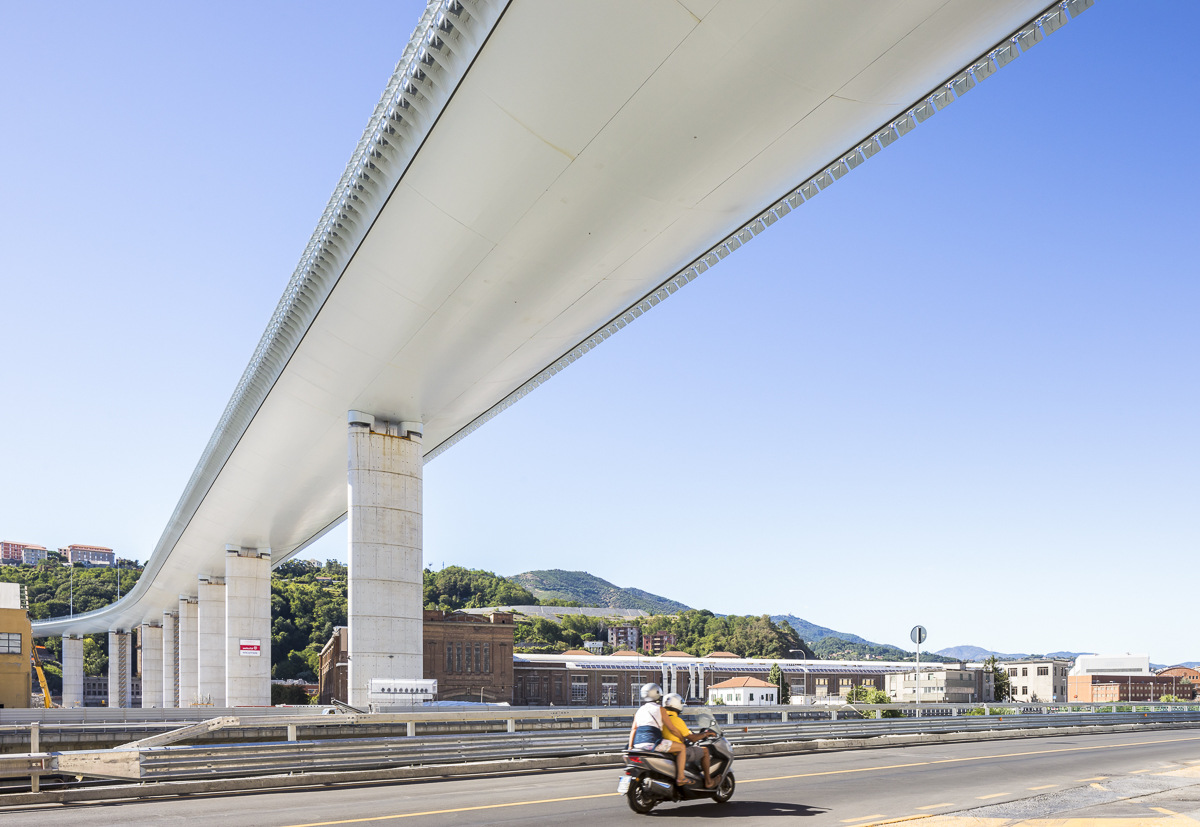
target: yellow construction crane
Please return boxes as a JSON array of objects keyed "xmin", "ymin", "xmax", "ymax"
[{"xmin": 31, "ymin": 646, "xmax": 54, "ymax": 709}]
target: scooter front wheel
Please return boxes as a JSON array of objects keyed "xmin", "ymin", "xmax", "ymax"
[
  {"xmin": 712, "ymin": 772, "xmax": 735, "ymax": 804},
  {"xmin": 627, "ymin": 778, "xmax": 657, "ymax": 814}
]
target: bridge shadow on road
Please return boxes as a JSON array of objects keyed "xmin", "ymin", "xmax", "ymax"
[{"xmin": 647, "ymin": 801, "xmax": 827, "ymax": 818}]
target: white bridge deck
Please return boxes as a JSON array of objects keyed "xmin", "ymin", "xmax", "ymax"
[{"xmin": 34, "ymin": 0, "xmax": 1087, "ymax": 636}]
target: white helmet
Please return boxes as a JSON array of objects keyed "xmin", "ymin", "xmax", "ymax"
[
  {"xmin": 640, "ymin": 682, "xmax": 663, "ymax": 702},
  {"xmin": 663, "ymin": 693, "xmax": 684, "ymax": 713}
]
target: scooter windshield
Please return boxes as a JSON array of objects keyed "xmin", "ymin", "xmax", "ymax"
[{"xmin": 695, "ymin": 710, "xmax": 722, "ymax": 734}]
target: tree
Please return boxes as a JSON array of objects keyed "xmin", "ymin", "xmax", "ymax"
[
  {"xmin": 83, "ymin": 636, "xmax": 107, "ymax": 676},
  {"xmin": 768, "ymin": 663, "xmax": 790, "ymax": 705},
  {"xmin": 984, "ymin": 656, "xmax": 1011, "ymax": 701},
  {"xmin": 844, "ymin": 685, "xmax": 896, "ymax": 716}
]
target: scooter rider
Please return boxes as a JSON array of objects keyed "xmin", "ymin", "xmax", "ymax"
[
  {"xmin": 626, "ymin": 683, "xmax": 689, "ymax": 786},
  {"xmin": 662, "ymin": 692, "xmax": 716, "ymax": 788}
]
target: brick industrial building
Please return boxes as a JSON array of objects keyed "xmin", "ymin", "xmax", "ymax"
[
  {"xmin": 422, "ymin": 610, "xmax": 514, "ymax": 703},
  {"xmin": 319, "ymin": 610, "xmax": 515, "ymax": 705},
  {"xmin": 512, "ymin": 652, "xmax": 910, "ymax": 707},
  {"xmin": 1067, "ymin": 673, "xmax": 1196, "ymax": 702}
]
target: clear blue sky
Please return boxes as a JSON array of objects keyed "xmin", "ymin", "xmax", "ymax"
[{"xmin": 1, "ymin": 3, "xmax": 1195, "ymax": 661}]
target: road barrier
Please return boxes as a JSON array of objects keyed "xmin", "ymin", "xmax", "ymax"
[{"xmin": 4, "ymin": 706, "xmax": 1200, "ymax": 787}]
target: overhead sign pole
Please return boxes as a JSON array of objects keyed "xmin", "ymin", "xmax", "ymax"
[{"xmin": 911, "ymin": 626, "xmax": 927, "ymax": 718}]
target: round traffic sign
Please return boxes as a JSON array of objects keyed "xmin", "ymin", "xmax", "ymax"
[{"xmin": 910, "ymin": 625, "xmax": 927, "ymax": 645}]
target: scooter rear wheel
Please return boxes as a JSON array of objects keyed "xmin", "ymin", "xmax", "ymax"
[
  {"xmin": 712, "ymin": 772, "xmax": 735, "ymax": 804},
  {"xmin": 627, "ymin": 778, "xmax": 657, "ymax": 814}
]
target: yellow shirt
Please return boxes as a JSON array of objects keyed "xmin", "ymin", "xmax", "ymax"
[{"xmin": 662, "ymin": 709, "xmax": 691, "ymax": 744}]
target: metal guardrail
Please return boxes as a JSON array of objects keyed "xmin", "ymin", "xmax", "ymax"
[
  {"xmin": 6, "ymin": 701, "xmax": 1198, "ymax": 728},
  {"xmin": 0, "ymin": 706, "xmax": 320, "ymax": 726},
  {"xmin": 8, "ymin": 708, "xmax": 1199, "ymax": 785}
]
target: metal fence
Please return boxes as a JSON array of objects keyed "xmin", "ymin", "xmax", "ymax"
[{"xmin": 6, "ymin": 707, "xmax": 1199, "ymax": 785}]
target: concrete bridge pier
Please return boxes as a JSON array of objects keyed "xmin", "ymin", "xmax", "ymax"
[
  {"xmin": 61, "ymin": 634, "xmax": 83, "ymax": 708},
  {"xmin": 197, "ymin": 576, "xmax": 226, "ymax": 706},
  {"xmin": 225, "ymin": 547, "xmax": 272, "ymax": 707},
  {"xmin": 140, "ymin": 623, "xmax": 163, "ymax": 708},
  {"xmin": 347, "ymin": 411, "xmax": 423, "ymax": 708},
  {"xmin": 162, "ymin": 610, "xmax": 179, "ymax": 707},
  {"xmin": 178, "ymin": 595, "xmax": 198, "ymax": 705},
  {"xmin": 107, "ymin": 630, "xmax": 132, "ymax": 708}
]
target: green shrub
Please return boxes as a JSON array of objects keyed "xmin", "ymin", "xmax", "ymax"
[{"xmin": 271, "ymin": 683, "xmax": 311, "ymax": 705}]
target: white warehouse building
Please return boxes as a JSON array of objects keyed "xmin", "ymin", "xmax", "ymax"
[{"xmin": 1069, "ymin": 655, "xmax": 1151, "ymax": 676}]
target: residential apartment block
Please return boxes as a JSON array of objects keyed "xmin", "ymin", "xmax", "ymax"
[
  {"xmin": 644, "ymin": 632, "xmax": 677, "ymax": 654},
  {"xmin": 885, "ymin": 665, "xmax": 993, "ymax": 703},
  {"xmin": 1, "ymin": 541, "xmax": 47, "ymax": 566},
  {"xmin": 999, "ymin": 659, "xmax": 1071, "ymax": 702},
  {"xmin": 607, "ymin": 625, "xmax": 639, "ymax": 650},
  {"xmin": 66, "ymin": 545, "xmax": 115, "ymax": 566}
]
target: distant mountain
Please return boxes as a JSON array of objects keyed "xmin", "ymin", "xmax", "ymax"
[
  {"xmin": 813, "ymin": 637, "xmax": 955, "ymax": 663},
  {"xmin": 507, "ymin": 570, "xmax": 690, "ymax": 614},
  {"xmin": 936, "ymin": 645, "xmax": 1028, "ymax": 661},
  {"xmin": 936, "ymin": 646, "xmax": 1097, "ymax": 662},
  {"xmin": 771, "ymin": 615, "xmax": 870, "ymax": 646}
]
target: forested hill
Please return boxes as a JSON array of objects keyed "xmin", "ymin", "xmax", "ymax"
[
  {"xmin": 770, "ymin": 615, "xmax": 869, "ymax": 646},
  {"xmin": 0, "ymin": 561, "xmax": 142, "ymax": 619},
  {"xmin": 507, "ymin": 570, "xmax": 690, "ymax": 613}
]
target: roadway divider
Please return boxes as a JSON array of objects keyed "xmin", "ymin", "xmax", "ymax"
[
  {"xmin": 2, "ymin": 711, "xmax": 1199, "ymax": 808},
  {"xmin": 3, "ymin": 708, "xmax": 1199, "ymax": 785},
  {"xmin": 6, "ymin": 702, "xmax": 1200, "ymax": 753}
]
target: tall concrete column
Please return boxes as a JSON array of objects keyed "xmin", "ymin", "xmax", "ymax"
[
  {"xmin": 225, "ymin": 547, "xmax": 272, "ymax": 707},
  {"xmin": 107, "ymin": 630, "xmax": 132, "ymax": 708},
  {"xmin": 197, "ymin": 576, "xmax": 226, "ymax": 706},
  {"xmin": 162, "ymin": 610, "xmax": 179, "ymax": 708},
  {"xmin": 140, "ymin": 623, "xmax": 163, "ymax": 708},
  {"xmin": 347, "ymin": 411, "xmax": 423, "ymax": 708},
  {"xmin": 178, "ymin": 596, "xmax": 199, "ymax": 705},
  {"xmin": 61, "ymin": 635, "xmax": 83, "ymax": 708}
]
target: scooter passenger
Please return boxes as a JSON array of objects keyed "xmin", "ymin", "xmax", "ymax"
[
  {"xmin": 662, "ymin": 693, "xmax": 715, "ymax": 788},
  {"xmin": 626, "ymin": 682, "xmax": 689, "ymax": 786}
]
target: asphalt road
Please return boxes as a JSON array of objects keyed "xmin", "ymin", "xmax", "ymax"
[{"xmin": 16, "ymin": 728, "xmax": 1200, "ymax": 826}]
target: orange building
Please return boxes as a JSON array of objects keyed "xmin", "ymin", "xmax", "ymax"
[{"xmin": 1067, "ymin": 673, "xmax": 1195, "ymax": 702}]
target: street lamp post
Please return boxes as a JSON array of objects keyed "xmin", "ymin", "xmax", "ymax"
[
  {"xmin": 788, "ymin": 649, "xmax": 807, "ymax": 702},
  {"xmin": 787, "ymin": 643, "xmax": 806, "ymax": 700}
]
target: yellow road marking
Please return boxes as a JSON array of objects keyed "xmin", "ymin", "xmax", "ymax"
[
  {"xmin": 976, "ymin": 793, "xmax": 1009, "ymax": 800},
  {"xmin": 1076, "ymin": 776, "xmax": 1108, "ymax": 781},
  {"xmin": 842, "ymin": 816, "xmax": 888, "ymax": 823},
  {"xmin": 1151, "ymin": 808, "xmax": 1178, "ymax": 815},
  {"xmin": 277, "ymin": 734, "xmax": 1200, "ymax": 827},
  {"xmin": 1029, "ymin": 785, "xmax": 1059, "ymax": 790},
  {"xmin": 916, "ymin": 803, "xmax": 956, "ymax": 810},
  {"xmin": 1090, "ymin": 783, "xmax": 1111, "ymax": 791},
  {"xmin": 1130, "ymin": 768, "xmax": 1157, "ymax": 773},
  {"xmin": 278, "ymin": 793, "xmax": 617, "ymax": 826},
  {"xmin": 850, "ymin": 817, "xmax": 932, "ymax": 827}
]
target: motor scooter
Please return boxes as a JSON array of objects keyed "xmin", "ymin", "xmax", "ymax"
[{"xmin": 616, "ymin": 710, "xmax": 736, "ymax": 814}]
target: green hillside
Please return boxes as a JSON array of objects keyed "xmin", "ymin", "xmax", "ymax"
[
  {"xmin": 507, "ymin": 570, "xmax": 690, "ymax": 613},
  {"xmin": 812, "ymin": 636, "xmax": 954, "ymax": 662},
  {"xmin": 771, "ymin": 615, "xmax": 869, "ymax": 645}
]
